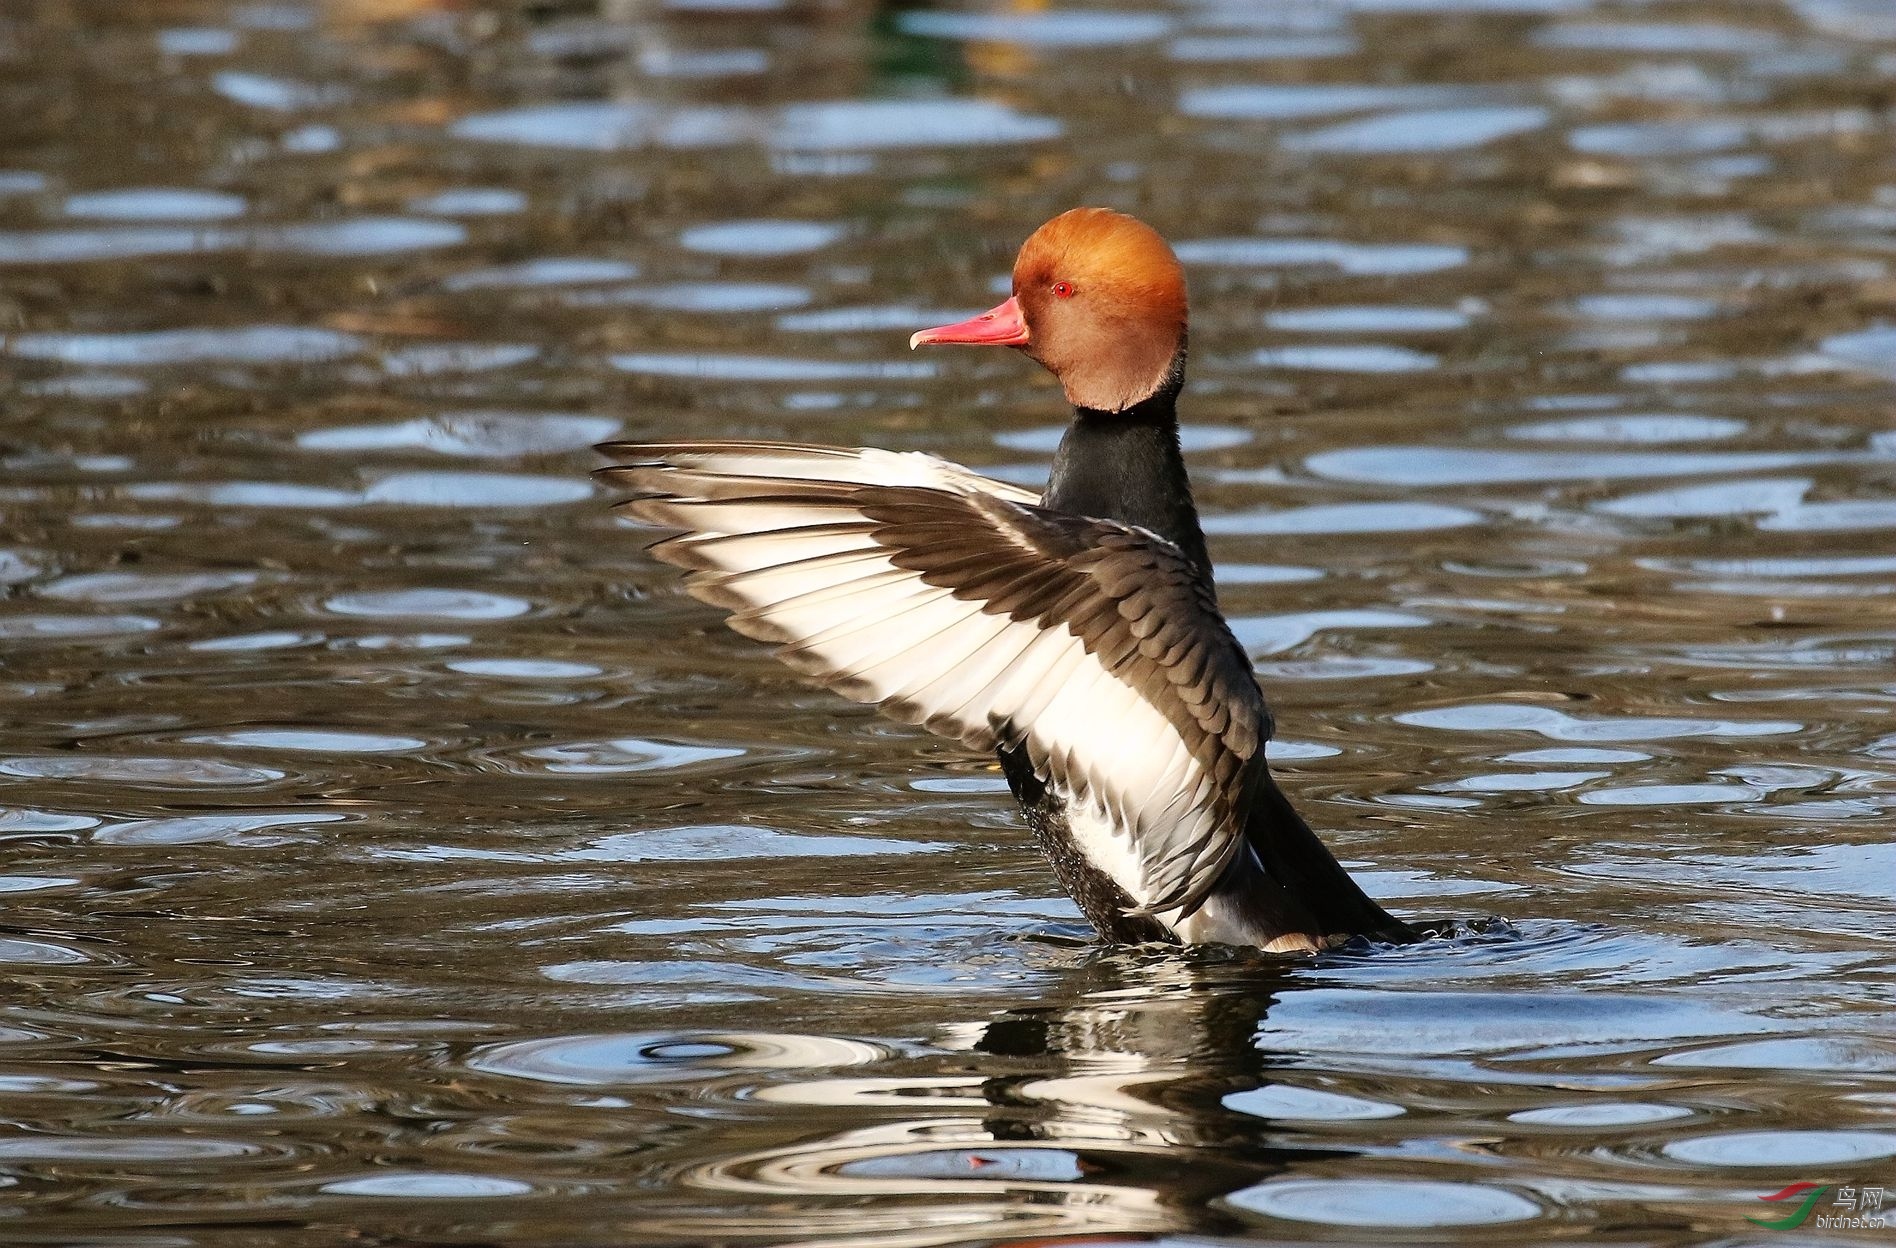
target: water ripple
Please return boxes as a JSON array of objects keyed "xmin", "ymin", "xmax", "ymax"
[
  {"xmin": 609, "ymin": 353, "xmax": 933, "ymax": 382},
  {"xmin": 0, "ymin": 1136, "xmax": 264, "ymax": 1162},
  {"xmin": 1177, "ymin": 236, "xmax": 1469, "ymax": 275},
  {"xmin": 1664, "ymin": 1131, "xmax": 1896, "ymax": 1166},
  {"xmin": 0, "ymin": 218, "xmax": 466, "ymax": 263},
  {"xmin": 7, "ymin": 326, "xmax": 364, "ymax": 365},
  {"xmin": 441, "ymin": 258, "xmax": 641, "ymax": 290},
  {"xmin": 450, "ymin": 102, "xmax": 753, "ymax": 151},
  {"xmin": 897, "ymin": 11, "xmax": 1172, "ymax": 47},
  {"xmin": 680, "ymin": 220, "xmax": 844, "ymax": 256},
  {"xmin": 322, "ymin": 1173, "xmax": 534, "ymax": 1197},
  {"xmin": 771, "ymin": 100, "xmax": 1063, "ymax": 151},
  {"xmin": 324, "ymin": 590, "xmax": 531, "ymax": 620},
  {"xmin": 0, "ymin": 756, "xmax": 283, "ymax": 785},
  {"xmin": 1180, "ymin": 84, "xmax": 1469, "ymax": 120},
  {"xmin": 94, "ymin": 812, "xmax": 346, "ymax": 847},
  {"xmin": 1205, "ymin": 501, "xmax": 1484, "ymax": 534},
  {"xmin": 1397, "ymin": 704, "xmax": 1799, "ymax": 741},
  {"xmin": 1285, "ymin": 105, "xmax": 1551, "ymax": 154},
  {"xmin": 184, "ymin": 729, "xmax": 427, "ymax": 754},
  {"xmin": 468, "ymin": 1032, "xmax": 893, "ymax": 1087},
  {"xmin": 0, "ymin": 614, "xmax": 162, "ymax": 640},
  {"xmin": 1255, "ymin": 343, "xmax": 1439, "ymax": 372},
  {"xmin": 514, "ymin": 738, "xmax": 745, "ymax": 775},
  {"xmin": 1224, "ymin": 1084, "xmax": 1405, "ymax": 1121},
  {"xmin": 64, "ymin": 188, "xmax": 246, "ymax": 221},
  {"xmin": 1226, "ymin": 1178, "xmax": 1540, "ymax": 1227},
  {"xmin": 298, "ymin": 412, "xmax": 620, "ymax": 457},
  {"xmin": 1306, "ymin": 445, "xmax": 1869, "ymax": 486}
]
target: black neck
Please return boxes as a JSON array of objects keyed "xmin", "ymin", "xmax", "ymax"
[{"xmin": 1042, "ymin": 381, "xmax": 1213, "ymax": 577}]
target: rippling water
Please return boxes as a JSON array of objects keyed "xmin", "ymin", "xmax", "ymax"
[{"xmin": 2, "ymin": 0, "xmax": 1894, "ymax": 1242}]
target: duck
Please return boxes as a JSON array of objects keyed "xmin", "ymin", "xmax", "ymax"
[{"xmin": 597, "ymin": 207, "xmax": 1412, "ymax": 952}]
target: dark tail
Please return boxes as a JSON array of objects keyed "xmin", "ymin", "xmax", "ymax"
[{"xmin": 1244, "ymin": 771, "xmax": 1414, "ymax": 944}]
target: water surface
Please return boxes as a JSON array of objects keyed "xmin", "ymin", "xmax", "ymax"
[{"xmin": 1, "ymin": 0, "xmax": 1894, "ymax": 1243}]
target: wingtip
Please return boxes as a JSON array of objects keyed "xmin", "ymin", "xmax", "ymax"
[{"xmin": 595, "ymin": 440, "xmax": 667, "ymax": 467}]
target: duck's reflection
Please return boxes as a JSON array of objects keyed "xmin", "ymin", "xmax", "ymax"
[{"xmin": 671, "ymin": 951, "xmax": 1359, "ymax": 1245}]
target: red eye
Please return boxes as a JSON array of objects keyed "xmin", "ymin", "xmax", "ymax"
[{"xmin": 1051, "ymin": 280, "xmax": 1075, "ymax": 299}]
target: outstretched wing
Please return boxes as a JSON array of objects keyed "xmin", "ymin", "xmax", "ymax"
[{"xmin": 597, "ymin": 440, "xmax": 1271, "ymax": 919}]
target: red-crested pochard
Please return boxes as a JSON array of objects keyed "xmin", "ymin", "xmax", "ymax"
[{"xmin": 599, "ymin": 208, "xmax": 1410, "ymax": 952}]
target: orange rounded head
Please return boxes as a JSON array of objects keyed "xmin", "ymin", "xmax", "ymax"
[{"xmin": 911, "ymin": 208, "xmax": 1188, "ymax": 413}]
